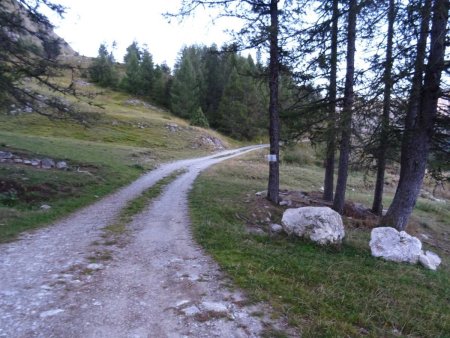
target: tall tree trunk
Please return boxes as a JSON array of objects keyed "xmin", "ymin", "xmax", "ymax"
[
  {"xmin": 333, "ymin": 0, "xmax": 357, "ymax": 214},
  {"xmin": 323, "ymin": 0, "xmax": 339, "ymax": 202},
  {"xmin": 372, "ymin": 0, "xmax": 396, "ymax": 215},
  {"xmin": 382, "ymin": 0, "xmax": 448, "ymax": 230},
  {"xmin": 267, "ymin": 0, "xmax": 280, "ymax": 204}
]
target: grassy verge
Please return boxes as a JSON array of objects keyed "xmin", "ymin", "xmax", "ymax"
[{"xmin": 189, "ymin": 151, "xmax": 450, "ymax": 337}]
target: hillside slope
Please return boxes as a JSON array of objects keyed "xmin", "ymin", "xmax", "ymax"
[{"xmin": 0, "ymin": 65, "xmax": 234, "ymax": 241}]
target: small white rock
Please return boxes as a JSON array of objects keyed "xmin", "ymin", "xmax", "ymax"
[
  {"xmin": 86, "ymin": 263, "xmax": 104, "ymax": 270},
  {"xmin": 201, "ymin": 301, "xmax": 228, "ymax": 314},
  {"xmin": 182, "ymin": 305, "xmax": 201, "ymax": 316},
  {"xmin": 419, "ymin": 250, "xmax": 442, "ymax": 270},
  {"xmin": 270, "ymin": 223, "xmax": 283, "ymax": 233}
]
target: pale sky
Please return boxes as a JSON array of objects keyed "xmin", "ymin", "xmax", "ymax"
[{"xmin": 49, "ymin": 1, "xmax": 238, "ymax": 68}]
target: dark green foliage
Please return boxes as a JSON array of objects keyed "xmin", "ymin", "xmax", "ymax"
[
  {"xmin": 120, "ymin": 42, "xmax": 155, "ymax": 97},
  {"xmin": 151, "ymin": 63, "xmax": 172, "ymax": 108},
  {"xmin": 88, "ymin": 43, "xmax": 118, "ymax": 88},
  {"xmin": 120, "ymin": 44, "xmax": 141, "ymax": 94},
  {"xmin": 170, "ymin": 44, "xmax": 268, "ymax": 140},
  {"xmin": 190, "ymin": 107, "xmax": 209, "ymax": 128},
  {"xmin": 217, "ymin": 58, "xmax": 266, "ymax": 140},
  {"xmin": 140, "ymin": 50, "xmax": 155, "ymax": 96},
  {"xmin": 170, "ymin": 47, "xmax": 201, "ymax": 118}
]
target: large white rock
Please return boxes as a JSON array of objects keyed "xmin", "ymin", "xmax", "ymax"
[
  {"xmin": 370, "ymin": 227, "xmax": 422, "ymax": 264},
  {"xmin": 419, "ymin": 250, "xmax": 442, "ymax": 270},
  {"xmin": 281, "ymin": 207, "xmax": 345, "ymax": 245}
]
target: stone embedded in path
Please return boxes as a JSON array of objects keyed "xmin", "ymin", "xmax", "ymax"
[
  {"xmin": 201, "ymin": 301, "xmax": 229, "ymax": 314},
  {"xmin": 182, "ymin": 305, "xmax": 201, "ymax": 316},
  {"xmin": 369, "ymin": 227, "xmax": 422, "ymax": 264},
  {"xmin": 281, "ymin": 206, "xmax": 345, "ymax": 245},
  {"xmin": 86, "ymin": 263, "xmax": 104, "ymax": 270},
  {"xmin": 39, "ymin": 309, "xmax": 64, "ymax": 318}
]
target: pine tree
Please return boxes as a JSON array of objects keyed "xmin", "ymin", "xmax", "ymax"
[
  {"xmin": 170, "ymin": 50, "xmax": 200, "ymax": 118},
  {"xmin": 120, "ymin": 41, "xmax": 143, "ymax": 94},
  {"xmin": 140, "ymin": 49, "xmax": 155, "ymax": 97},
  {"xmin": 382, "ymin": 0, "xmax": 448, "ymax": 230},
  {"xmin": 190, "ymin": 107, "xmax": 209, "ymax": 128},
  {"xmin": 89, "ymin": 43, "xmax": 118, "ymax": 88},
  {"xmin": 333, "ymin": 0, "xmax": 358, "ymax": 214}
]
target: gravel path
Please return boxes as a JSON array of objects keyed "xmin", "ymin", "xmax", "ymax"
[{"xmin": 0, "ymin": 145, "xmax": 292, "ymax": 337}]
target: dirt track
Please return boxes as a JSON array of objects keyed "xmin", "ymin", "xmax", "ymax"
[{"xmin": 0, "ymin": 146, "xmax": 293, "ymax": 337}]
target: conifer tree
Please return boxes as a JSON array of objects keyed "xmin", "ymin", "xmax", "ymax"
[{"xmin": 89, "ymin": 43, "xmax": 118, "ymax": 88}]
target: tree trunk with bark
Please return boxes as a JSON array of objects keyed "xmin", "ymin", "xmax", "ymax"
[
  {"xmin": 323, "ymin": 0, "xmax": 339, "ymax": 202},
  {"xmin": 333, "ymin": 0, "xmax": 358, "ymax": 214},
  {"xmin": 267, "ymin": 0, "xmax": 281, "ymax": 204},
  {"xmin": 372, "ymin": 0, "xmax": 396, "ymax": 215},
  {"xmin": 382, "ymin": 0, "xmax": 448, "ymax": 230}
]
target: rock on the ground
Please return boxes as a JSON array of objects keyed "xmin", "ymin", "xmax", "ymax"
[
  {"xmin": 39, "ymin": 309, "xmax": 64, "ymax": 318},
  {"xmin": 369, "ymin": 227, "xmax": 422, "ymax": 264},
  {"xmin": 165, "ymin": 123, "xmax": 180, "ymax": 132},
  {"xmin": 0, "ymin": 151, "xmax": 13, "ymax": 159},
  {"xmin": 40, "ymin": 204, "xmax": 51, "ymax": 210},
  {"xmin": 201, "ymin": 301, "xmax": 228, "ymax": 314},
  {"xmin": 419, "ymin": 250, "xmax": 442, "ymax": 270},
  {"xmin": 86, "ymin": 263, "xmax": 104, "ymax": 270},
  {"xmin": 56, "ymin": 161, "xmax": 68, "ymax": 169},
  {"xmin": 281, "ymin": 206, "xmax": 345, "ymax": 245},
  {"xmin": 270, "ymin": 223, "xmax": 283, "ymax": 233},
  {"xmin": 41, "ymin": 158, "xmax": 55, "ymax": 169}
]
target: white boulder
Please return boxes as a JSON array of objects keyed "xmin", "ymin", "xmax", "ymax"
[
  {"xmin": 419, "ymin": 250, "xmax": 442, "ymax": 270},
  {"xmin": 281, "ymin": 206, "xmax": 345, "ymax": 245},
  {"xmin": 369, "ymin": 227, "xmax": 422, "ymax": 264}
]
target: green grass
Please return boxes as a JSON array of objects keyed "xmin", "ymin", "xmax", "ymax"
[{"xmin": 189, "ymin": 153, "xmax": 450, "ymax": 337}]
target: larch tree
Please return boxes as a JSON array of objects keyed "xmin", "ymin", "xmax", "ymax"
[
  {"xmin": 333, "ymin": 0, "xmax": 359, "ymax": 214},
  {"xmin": 371, "ymin": 0, "xmax": 396, "ymax": 215},
  {"xmin": 382, "ymin": 0, "xmax": 449, "ymax": 230},
  {"xmin": 323, "ymin": 0, "xmax": 340, "ymax": 202},
  {"xmin": 89, "ymin": 43, "xmax": 118, "ymax": 88}
]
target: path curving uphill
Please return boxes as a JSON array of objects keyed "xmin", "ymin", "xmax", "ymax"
[{"xmin": 0, "ymin": 145, "xmax": 292, "ymax": 337}]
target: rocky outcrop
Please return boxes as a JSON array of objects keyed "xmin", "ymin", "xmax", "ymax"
[{"xmin": 281, "ymin": 206, "xmax": 345, "ymax": 245}]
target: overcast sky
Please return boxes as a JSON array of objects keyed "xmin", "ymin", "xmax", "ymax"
[{"xmin": 49, "ymin": 1, "xmax": 237, "ymax": 68}]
